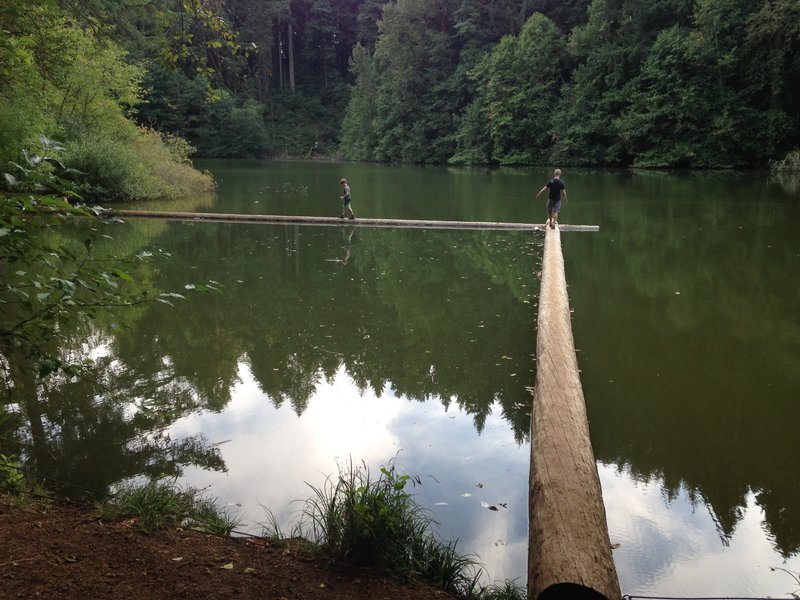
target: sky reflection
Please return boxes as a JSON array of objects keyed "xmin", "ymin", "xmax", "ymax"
[
  {"xmin": 600, "ymin": 464, "xmax": 800, "ymax": 597},
  {"xmin": 169, "ymin": 363, "xmax": 800, "ymax": 596},
  {"xmin": 169, "ymin": 362, "xmax": 529, "ymax": 584}
]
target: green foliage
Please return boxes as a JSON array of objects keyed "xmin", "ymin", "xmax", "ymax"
[
  {"xmin": 65, "ymin": 127, "xmax": 214, "ymax": 202},
  {"xmin": 364, "ymin": 0, "xmax": 470, "ymax": 163},
  {"xmin": 0, "ymin": 3, "xmax": 213, "ymax": 198},
  {"xmin": 297, "ymin": 458, "xmax": 525, "ymax": 597},
  {"xmin": 154, "ymin": 0, "xmax": 245, "ymax": 92},
  {"xmin": 192, "ymin": 94, "xmax": 269, "ymax": 158},
  {"xmin": 301, "ymin": 459, "xmax": 426, "ymax": 568},
  {"xmin": 6, "ymin": 0, "xmax": 796, "ymax": 166},
  {"xmin": 340, "ymin": 44, "xmax": 380, "ymax": 161},
  {"xmin": 458, "ymin": 14, "xmax": 568, "ymax": 165},
  {"xmin": 263, "ymin": 87, "xmax": 348, "ymax": 157},
  {"xmin": 477, "ymin": 580, "xmax": 527, "ymax": 600},
  {"xmin": 47, "ymin": 24, "xmax": 144, "ymax": 139},
  {"xmin": 341, "ymin": 0, "xmax": 797, "ymax": 166},
  {"xmin": 0, "ymin": 454, "xmax": 25, "ymax": 493},
  {"xmin": 0, "ymin": 137, "xmax": 218, "ymax": 383},
  {"xmin": 614, "ymin": 2, "xmax": 791, "ymax": 167},
  {"xmin": 101, "ymin": 480, "xmax": 240, "ymax": 535},
  {"xmin": 299, "ymin": 459, "xmax": 474, "ymax": 593}
]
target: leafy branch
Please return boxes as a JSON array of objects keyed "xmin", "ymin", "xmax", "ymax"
[{"xmin": 1, "ymin": 136, "xmax": 221, "ymax": 381}]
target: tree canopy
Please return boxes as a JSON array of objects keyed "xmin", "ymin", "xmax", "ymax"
[{"xmin": 1, "ymin": 0, "xmax": 799, "ymax": 171}]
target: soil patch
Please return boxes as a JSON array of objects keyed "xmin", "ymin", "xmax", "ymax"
[{"xmin": 0, "ymin": 496, "xmax": 457, "ymax": 599}]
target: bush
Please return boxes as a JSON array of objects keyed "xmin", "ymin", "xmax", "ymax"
[
  {"xmin": 194, "ymin": 97, "xmax": 270, "ymax": 158},
  {"xmin": 65, "ymin": 127, "xmax": 213, "ymax": 203},
  {"xmin": 771, "ymin": 150, "xmax": 800, "ymax": 171}
]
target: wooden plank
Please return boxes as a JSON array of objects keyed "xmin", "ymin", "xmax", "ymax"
[
  {"xmin": 110, "ymin": 210, "xmax": 599, "ymax": 232},
  {"xmin": 528, "ymin": 226, "xmax": 621, "ymax": 600}
]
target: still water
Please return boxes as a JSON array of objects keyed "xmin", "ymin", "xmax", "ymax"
[{"xmin": 5, "ymin": 160, "xmax": 800, "ymax": 596}]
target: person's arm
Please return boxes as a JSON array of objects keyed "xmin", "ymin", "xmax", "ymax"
[
  {"xmin": 536, "ymin": 185, "xmax": 547, "ymax": 198},
  {"xmin": 563, "ymin": 188, "xmax": 568, "ymax": 203}
]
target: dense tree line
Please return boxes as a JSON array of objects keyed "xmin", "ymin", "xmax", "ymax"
[
  {"xmin": 2, "ymin": 0, "xmax": 799, "ymax": 171},
  {"xmin": 342, "ymin": 0, "xmax": 800, "ymax": 168}
]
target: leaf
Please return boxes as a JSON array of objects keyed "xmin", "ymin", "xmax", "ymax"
[
  {"xmin": 111, "ymin": 268, "xmax": 134, "ymax": 282},
  {"xmin": 23, "ymin": 149, "xmax": 42, "ymax": 167},
  {"xmin": 220, "ymin": 562, "xmax": 234, "ymax": 570},
  {"xmin": 171, "ymin": 557, "xmax": 184, "ymax": 562},
  {"xmin": 100, "ymin": 273, "xmax": 119, "ymax": 288}
]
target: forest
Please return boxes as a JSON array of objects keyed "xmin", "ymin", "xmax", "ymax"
[{"xmin": 1, "ymin": 0, "xmax": 799, "ymax": 192}]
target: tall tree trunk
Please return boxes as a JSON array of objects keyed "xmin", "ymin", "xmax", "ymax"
[
  {"xmin": 277, "ymin": 22, "xmax": 284, "ymax": 90},
  {"xmin": 287, "ymin": 21, "xmax": 295, "ymax": 92}
]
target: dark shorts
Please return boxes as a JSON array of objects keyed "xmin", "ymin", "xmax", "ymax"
[
  {"xmin": 343, "ymin": 198, "xmax": 352, "ymax": 206},
  {"xmin": 547, "ymin": 198, "xmax": 561, "ymax": 213}
]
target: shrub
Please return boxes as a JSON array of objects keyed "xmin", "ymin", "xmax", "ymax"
[
  {"xmin": 770, "ymin": 150, "xmax": 800, "ymax": 171},
  {"xmin": 65, "ymin": 127, "xmax": 213, "ymax": 203}
]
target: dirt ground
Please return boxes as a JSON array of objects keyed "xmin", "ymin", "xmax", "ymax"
[{"xmin": 0, "ymin": 496, "xmax": 457, "ymax": 599}]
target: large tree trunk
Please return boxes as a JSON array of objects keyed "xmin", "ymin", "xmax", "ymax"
[
  {"xmin": 287, "ymin": 21, "xmax": 295, "ymax": 92},
  {"xmin": 528, "ymin": 225, "xmax": 621, "ymax": 600},
  {"xmin": 277, "ymin": 21, "xmax": 284, "ymax": 90}
]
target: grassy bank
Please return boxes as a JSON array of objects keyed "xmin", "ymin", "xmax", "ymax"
[{"xmin": 1, "ymin": 456, "xmax": 525, "ymax": 599}]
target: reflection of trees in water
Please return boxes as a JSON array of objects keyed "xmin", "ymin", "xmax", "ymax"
[
  {"xmin": 0, "ymin": 213, "xmax": 228, "ymax": 500},
  {"xmin": 1, "ymin": 333, "xmax": 226, "ymax": 500},
  {"xmin": 8, "ymin": 198, "xmax": 797, "ymax": 561},
  {"xmin": 2, "ymin": 220, "xmax": 538, "ymax": 500},
  {"xmin": 107, "ymin": 222, "xmax": 540, "ymax": 447},
  {"xmin": 567, "ymin": 180, "xmax": 800, "ymax": 559},
  {"xmin": 770, "ymin": 171, "xmax": 799, "ymax": 195}
]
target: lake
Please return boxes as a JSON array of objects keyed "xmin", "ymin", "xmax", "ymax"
[{"xmin": 4, "ymin": 160, "xmax": 800, "ymax": 596}]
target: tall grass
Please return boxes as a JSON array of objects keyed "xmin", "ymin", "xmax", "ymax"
[
  {"xmin": 101, "ymin": 480, "xmax": 240, "ymax": 535},
  {"xmin": 297, "ymin": 458, "xmax": 524, "ymax": 598}
]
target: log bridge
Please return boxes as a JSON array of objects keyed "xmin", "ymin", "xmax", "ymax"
[
  {"xmin": 529, "ymin": 225, "xmax": 621, "ymax": 600},
  {"xmin": 111, "ymin": 210, "xmax": 599, "ymax": 232},
  {"xmin": 112, "ymin": 209, "xmax": 619, "ymax": 599}
]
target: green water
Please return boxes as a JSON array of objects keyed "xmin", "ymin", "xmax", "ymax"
[{"xmin": 3, "ymin": 160, "xmax": 799, "ymax": 595}]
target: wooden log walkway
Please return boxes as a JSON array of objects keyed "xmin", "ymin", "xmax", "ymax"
[
  {"xmin": 528, "ymin": 225, "xmax": 621, "ymax": 599},
  {"xmin": 111, "ymin": 210, "xmax": 599, "ymax": 232}
]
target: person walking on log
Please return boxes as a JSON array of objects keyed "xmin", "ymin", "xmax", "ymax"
[
  {"xmin": 339, "ymin": 178, "xmax": 355, "ymax": 220},
  {"xmin": 536, "ymin": 168, "xmax": 567, "ymax": 229}
]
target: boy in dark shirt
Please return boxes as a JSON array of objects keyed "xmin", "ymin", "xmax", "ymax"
[{"xmin": 536, "ymin": 169, "xmax": 567, "ymax": 229}]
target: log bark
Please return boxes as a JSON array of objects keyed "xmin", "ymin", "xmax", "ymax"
[{"xmin": 528, "ymin": 226, "xmax": 620, "ymax": 600}]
